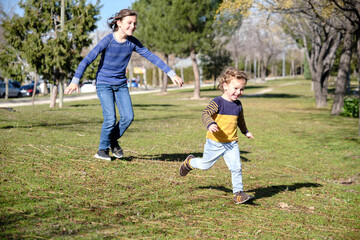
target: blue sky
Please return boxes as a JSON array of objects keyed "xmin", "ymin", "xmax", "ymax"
[
  {"xmin": 89, "ymin": 0, "xmax": 136, "ymax": 30},
  {"xmin": 0, "ymin": 0, "xmax": 136, "ymax": 30}
]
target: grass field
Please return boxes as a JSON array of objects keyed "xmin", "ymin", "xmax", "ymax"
[{"xmin": 1, "ymin": 78, "xmax": 359, "ymax": 239}]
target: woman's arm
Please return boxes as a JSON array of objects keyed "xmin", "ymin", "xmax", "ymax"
[
  {"xmin": 130, "ymin": 36, "xmax": 183, "ymax": 86},
  {"xmin": 65, "ymin": 35, "xmax": 112, "ymax": 94}
]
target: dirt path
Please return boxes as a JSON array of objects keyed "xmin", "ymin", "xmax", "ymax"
[
  {"xmin": 246, "ymin": 81, "xmax": 298, "ymax": 97},
  {"xmin": 0, "ymin": 81, "xmax": 298, "ymax": 108}
]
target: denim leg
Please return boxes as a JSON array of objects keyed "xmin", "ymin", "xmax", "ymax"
[
  {"xmin": 96, "ymin": 84, "xmax": 117, "ymax": 150},
  {"xmin": 223, "ymin": 141, "xmax": 243, "ymax": 193},
  {"xmin": 190, "ymin": 139, "xmax": 225, "ymax": 170},
  {"xmin": 113, "ymin": 84, "xmax": 134, "ymax": 141}
]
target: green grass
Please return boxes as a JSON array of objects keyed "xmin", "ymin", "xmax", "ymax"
[{"xmin": 1, "ymin": 78, "xmax": 359, "ymax": 239}]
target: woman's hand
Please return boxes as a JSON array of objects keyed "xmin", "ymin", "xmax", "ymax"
[
  {"xmin": 64, "ymin": 83, "xmax": 79, "ymax": 94},
  {"xmin": 171, "ymin": 75, "xmax": 184, "ymax": 87}
]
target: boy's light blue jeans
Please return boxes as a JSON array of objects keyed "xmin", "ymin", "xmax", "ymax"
[
  {"xmin": 189, "ymin": 138, "xmax": 243, "ymax": 194},
  {"xmin": 96, "ymin": 83, "xmax": 134, "ymax": 150}
]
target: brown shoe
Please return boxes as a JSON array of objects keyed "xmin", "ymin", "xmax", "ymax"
[
  {"xmin": 179, "ymin": 155, "xmax": 194, "ymax": 176},
  {"xmin": 233, "ymin": 191, "xmax": 254, "ymax": 204}
]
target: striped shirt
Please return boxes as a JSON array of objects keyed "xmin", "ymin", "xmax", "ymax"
[
  {"xmin": 202, "ymin": 96, "xmax": 248, "ymax": 143},
  {"xmin": 71, "ymin": 33, "xmax": 176, "ymax": 85}
]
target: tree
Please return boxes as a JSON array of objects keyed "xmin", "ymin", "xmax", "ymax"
[
  {"xmin": 258, "ymin": 0, "xmax": 360, "ymax": 112},
  {"xmin": 133, "ymin": 0, "xmax": 222, "ymax": 99},
  {"xmin": 132, "ymin": 0, "xmax": 178, "ymax": 93},
  {"xmin": 259, "ymin": 1, "xmax": 342, "ymax": 107},
  {"xmin": 0, "ymin": 2, "xmax": 26, "ymax": 99},
  {"xmin": 2, "ymin": 0, "xmax": 101, "ymax": 107},
  {"xmin": 213, "ymin": 6, "xmax": 244, "ymax": 68},
  {"xmin": 329, "ymin": 0, "xmax": 360, "ymax": 115},
  {"xmin": 200, "ymin": 47, "xmax": 232, "ymax": 87}
]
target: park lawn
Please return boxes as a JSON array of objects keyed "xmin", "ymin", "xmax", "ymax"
[{"xmin": 0, "ymin": 78, "xmax": 359, "ymax": 239}]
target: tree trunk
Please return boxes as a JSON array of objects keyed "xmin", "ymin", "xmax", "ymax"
[
  {"xmin": 31, "ymin": 72, "xmax": 38, "ymax": 106},
  {"xmin": 50, "ymin": 80, "xmax": 59, "ymax": 108},
  {"xmin": 301, "ymin": 22, "xmax": 341, "ymax": 108},
  {"xmin": 332, "ymin": 25, "xmax": 354, "ymax": 115},
  {"xmin": 158, "ymin": 68, "xmax": 162, "ymax": 87},
  {"xmin": 190, "ymin": 49, "xmax": 201, "ymax": 99},
  {"xmin": 43, "ymin": 80, "xmax": 49, "ymax": 95},
  {"xmin": 357, "ymin": 35, "xmax": 360, "ymax": 137},
  {"xmin": 314, "ymin": 75, "xmax": 328, "ymax": 107},
  {"xmin": 261, "ymin": 61, "xmax": 266, "ymax": 82},
  {"xmin": 234, "ymin": 55, "xmax": 239, "ymax": 70},
  {"xmin": 253, "ymin": 59, "xmax": 257, "ymax": 80},
  {"xmin": 128, "ymin": 60, "xmax": 133, "ymax": 90},
  {"xmin": 152, "ymin": 68, "xmax": 156, "ymax": 87},
  {"xmin": 161, "ymin": 54, "xmax": 169, "ymax": 93},
  {"xmin": 282, "ymin": 53, "xmax": 285, "ymax": 77},
  {"xmin": 180, "ymin": 63, "xmax": 184, "ymax": 82},
  {"xmin": 4, "ymin": 78, "xmax": 8, "ymax": 99},
  {"xmin": 143, "ymin": 67, "xmax": 148, "ymax": 90},
  {"xmin": 59, "ymin": 80, "xmax": 64, "ymax": 108}
]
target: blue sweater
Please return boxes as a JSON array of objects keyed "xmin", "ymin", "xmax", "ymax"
[{"xmin": 71, "ymin": 33, "xmax": 176, "ymax": 85}]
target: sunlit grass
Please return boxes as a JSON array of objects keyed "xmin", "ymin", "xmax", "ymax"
[{"xmin": 1, "ymin": 77, "xmax": 359, "ymax": 239}]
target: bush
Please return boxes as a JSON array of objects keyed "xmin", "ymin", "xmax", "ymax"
[{"xmin": 342, "ymin": 97, "xmax": 359, "ymax": 118}]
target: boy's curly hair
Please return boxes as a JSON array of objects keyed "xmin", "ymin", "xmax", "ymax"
[{"xmin": 217, "ymin": 67, "xmax": 248, "ymax": 93}]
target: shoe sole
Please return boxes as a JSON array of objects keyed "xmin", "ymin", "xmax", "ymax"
[
  {"xmin": 113, "ymin": 153, "xmax": 123, "ymax": 158},
  {"xmin": 235, "ymin": 195, "xmax": 254, "ymax": 204},
  {"xmin": 94, "ymin": 153, "xmax": 111, "ymax": 161}
]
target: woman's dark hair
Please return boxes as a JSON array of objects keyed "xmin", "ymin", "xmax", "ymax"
[{"xmin": 107, "ymin": 9, "xmax": 137, "ymax": 32}]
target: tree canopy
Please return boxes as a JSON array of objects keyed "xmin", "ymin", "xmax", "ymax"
[
  {"xmin": 1, "ymin": 0, "xmax": 101, "ymax": 107},
  {"xmin": 133, "ymin": 0, "xmax": 223, "ymax": 99}
]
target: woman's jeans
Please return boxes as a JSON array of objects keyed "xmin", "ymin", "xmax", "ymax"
[
  {"xmin": 96, "ymin": 83, "xmax": 134, "ymax": 150},
  {"xmin": 189, "ymin": 139, "xmax": 243, "ymax": 193}
]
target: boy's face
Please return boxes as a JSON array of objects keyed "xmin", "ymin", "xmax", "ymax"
[{"xmin": 222, "ymin": 78, "xmax": 246, "ymax": 101}]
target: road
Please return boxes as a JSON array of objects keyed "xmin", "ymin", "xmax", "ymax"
[
  {"xmin": 0, "ymin": 84, "xmax": 211, "ymax": 108},
  {"xmin": 0, "ymin": 78, "xmax": 292, "ymax": 108}
]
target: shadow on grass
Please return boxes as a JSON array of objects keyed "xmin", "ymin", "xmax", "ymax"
[
  {"xmin": 69, "ymin": 103, "xmax": 99, "ymax": 107},
  {"xmin": 249, "ymin": 182, "xmax": 322, "ymax": 200},
  {"xmin": 0, "ymin": 119, "xmax": 102, "ymax": 129},
  {"xmin": 245, "ymin": 93, "xmax": 301, "ymax": 98},
  {"xmin": 133, "ymin": 104, "xmax": 176, "ymax": 108},
  {"xmin": 201, "ymin": 85, "xmax": 266, "ymax": 92},
  {"xmin": 137, "ymin": 153, "xmax": 204, "ymax": 162},
  {"xmin": 137, "ymin": 150, "xmax": 252, "ymax": 162},
  {"xmin": 199, "ymin": 182, "xmax": 322, "ymax": 202}
]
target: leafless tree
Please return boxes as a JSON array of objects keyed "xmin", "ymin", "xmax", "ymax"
[
  {"xmin": 225, "ymin": 16, "xmax": 295, "ymax": 81},
  {"xmin": 329, "ymin": 0, "xmax": 360, "ymax": 115}
]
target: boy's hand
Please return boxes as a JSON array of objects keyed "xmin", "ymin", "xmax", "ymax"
[
  {"xmin": 246, "ymin": 132, "xmax": 254, "ymax": 139},
  {"xmin": 208, "ymin": 124, "xmax": 219, "ymax": 133}
]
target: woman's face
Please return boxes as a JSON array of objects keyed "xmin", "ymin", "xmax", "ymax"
[{"xmin": 117, "ymin": 15, "xmax": 137, "ymax": 36}]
